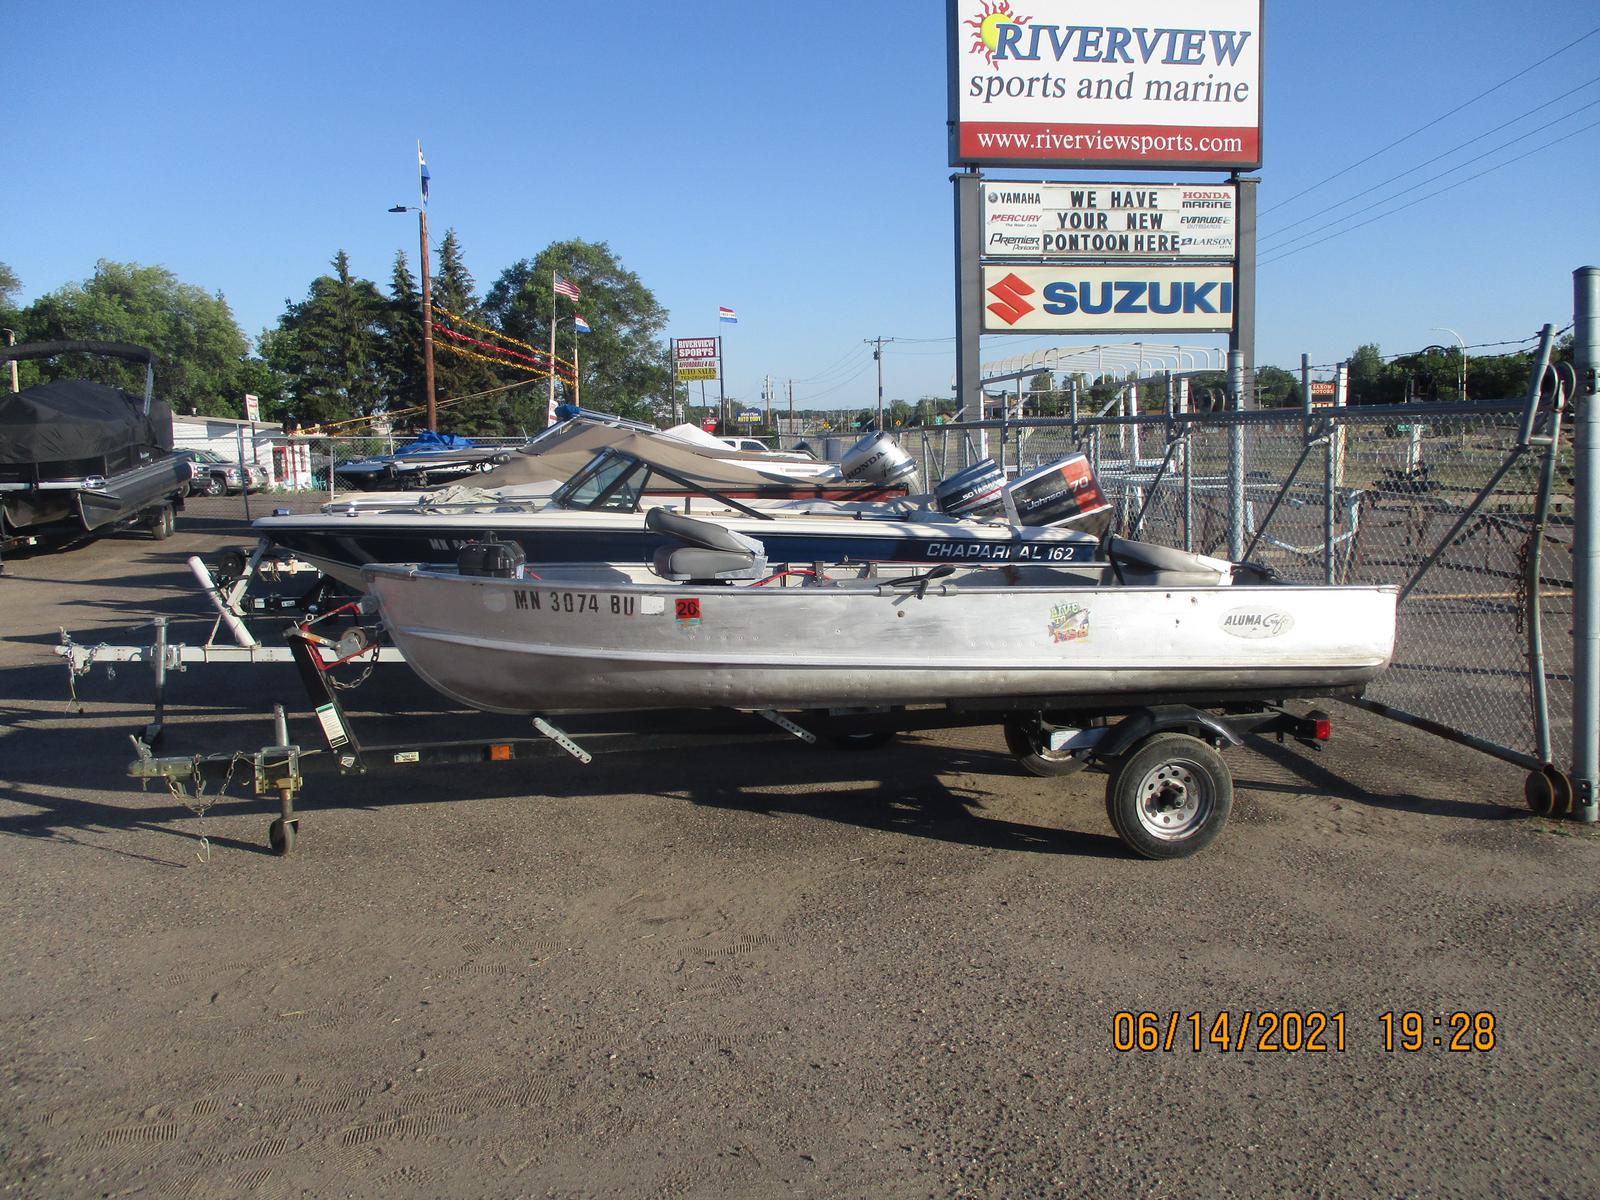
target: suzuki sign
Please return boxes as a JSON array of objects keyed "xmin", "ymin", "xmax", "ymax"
[{"xmin": 982, "ymin": 264, "xmax": 1236, "ymax": 333}]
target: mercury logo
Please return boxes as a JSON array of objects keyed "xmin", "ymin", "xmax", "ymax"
[{"xmin": 987, "ymin": 273, "xmax": 1036, "ymax": 325}]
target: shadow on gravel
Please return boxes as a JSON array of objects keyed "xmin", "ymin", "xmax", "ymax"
[
  {"xmin": 0, "ymin": 688, "xmax": 1130, "ymax": 861},
  {"xmin": 1240, "ymin": 734, "xmax": 1523, "ymax": 822}
]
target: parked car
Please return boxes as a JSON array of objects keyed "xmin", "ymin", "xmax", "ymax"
[{"xmin": 176, "ymin": 448, "xmax": 268, "ymax": 496}]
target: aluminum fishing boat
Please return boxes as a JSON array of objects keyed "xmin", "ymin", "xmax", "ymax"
[{"xmin": 363, "ymin": 509, "xmax": 1398, "ymax": 716}]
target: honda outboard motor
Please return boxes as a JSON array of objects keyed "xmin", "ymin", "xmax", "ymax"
[{"xmin": 840, "ymin": 432, "xmax": 918, "ymax": 489}]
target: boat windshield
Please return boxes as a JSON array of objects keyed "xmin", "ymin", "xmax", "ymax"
[{"xmin": 551, "ymin": 450, "xmax": 651, "ymax": 512}]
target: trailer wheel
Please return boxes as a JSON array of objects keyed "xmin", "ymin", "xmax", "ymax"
[
  {"xmin": 1106, "ymin": 733, "xmax": 1232, "ymax": 860},
  {"xmin": 1003, "ymin": 713, "xmax": 1097, "ymax": 777},
  {"xmin": 268, "ymin": 817, "xmax": 298, "ymax": 856},
  {"xmin": 825, "ymin": 728, "xmax": 896, "ymax": 751},
  {"xmin": 147, "ymin": 504, "xmax": 175, "ymax": 540}
]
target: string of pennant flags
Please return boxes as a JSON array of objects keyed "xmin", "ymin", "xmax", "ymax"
[{"xmin": 431, "ymin": 304, "xmax": 577, "ymax": 382}]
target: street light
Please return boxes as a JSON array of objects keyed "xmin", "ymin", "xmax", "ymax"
[
  {"xmin": 390, "ymin": 204, "xmax": 437, "ymax": 430},
  {"xmin": 1431, "ymin": 326, "xmax": 1467, "ymax": 401}
]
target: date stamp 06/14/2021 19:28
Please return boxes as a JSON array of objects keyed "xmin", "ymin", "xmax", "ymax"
[{"xmin": 1111, "ymin": 1011, "xmax": 1498, "ymax": 1054}]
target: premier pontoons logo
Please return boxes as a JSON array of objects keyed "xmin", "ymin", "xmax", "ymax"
[{"xmin": 965, "ymin": 2, "xmax": 1031, "ymax": 69}]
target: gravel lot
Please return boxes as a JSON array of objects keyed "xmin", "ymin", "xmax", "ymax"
[{"xmin": 2, "ymin": 510, "xmax": 1597, "ymax": 1199}]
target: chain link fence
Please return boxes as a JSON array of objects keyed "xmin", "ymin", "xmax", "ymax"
[
  {"xmin": 905, "ymin": 397, "xmax": 1575, "ymax": 775},
  {"xmin": 173, "ymin": 407, "xmax": 1575, "ymax": 775}
]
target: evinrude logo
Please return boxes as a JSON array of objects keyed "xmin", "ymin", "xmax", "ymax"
[{"xmin": 1221, "ymin": 607, "xmax": 1294, "ymax": 639}]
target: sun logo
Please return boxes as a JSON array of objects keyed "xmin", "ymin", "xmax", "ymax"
[{"xmin": 965, "ymin": 1, "xmax": 1030, "ymax": 69}]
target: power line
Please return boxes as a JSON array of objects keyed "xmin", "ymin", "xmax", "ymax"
[
  {"xmin": 1261, "ymin": 103, "xmax": 1600, "ymax": 257},
  {"xmin": 1261, "ymin": 24, "xmax": 1600, "ymax": 217},
  {"xmin": 1261, "ymin": 77, "xmax": 1600, "ymax": 244},
  {"xmin": 1259, "ymin": 115, "xmax": 1600, "ymax": 266}
]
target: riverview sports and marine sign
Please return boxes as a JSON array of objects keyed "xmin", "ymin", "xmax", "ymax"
[
  {"xmin": 948, "ymin": 0, "xmax": 1264, "ymax": 170},
  {"xmin": 981, "ymin": 264, "xmax": 1235, "ymax": 333},
  {"xmin": 983, "ymin": 181, "xmax": 1237, "ymax": 259}
]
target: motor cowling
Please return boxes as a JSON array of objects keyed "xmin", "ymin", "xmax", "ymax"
[{"xmin": 459, "ymin": 538, "xmax": 525, "ymax": 578}]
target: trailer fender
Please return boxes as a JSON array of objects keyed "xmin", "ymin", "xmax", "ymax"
[{"xmin": 1098, "ymin": 706, "xmax": 1245, "ymax": 761}]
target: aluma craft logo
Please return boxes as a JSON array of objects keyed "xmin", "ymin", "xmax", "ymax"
[
  {"xmin": 1221, "ymin": 608, "xmax": 1295, "ymax": 639},
  {"xmin": 966, "ymin": 1, "xmax": 1030, "ymax": 69}
]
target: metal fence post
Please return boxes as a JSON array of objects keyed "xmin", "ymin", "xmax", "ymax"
[
  {"xmin": 1573, "ymin": 267, "xmax": 1600, "ymax": 822},
  {"xmin": 235, "ymin": 427, "xmax": 252, "ymax": 522},
  {"xmin": 1325, "ymin": 363, "xmax": 1348, "ymax": 584},
  {"xmin": 1228, "ymin": 350, "xmax": 1246, "ymax": 560}
]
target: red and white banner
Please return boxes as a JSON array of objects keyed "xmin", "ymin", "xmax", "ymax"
[{"xmin": 949, "ymin": 0, "xmax": 1263, "ymax": 170}]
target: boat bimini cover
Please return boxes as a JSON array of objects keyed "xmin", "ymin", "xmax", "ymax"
[{"xmin": 645, "ymin": 506, "xmax": 769, "ymax": 581}]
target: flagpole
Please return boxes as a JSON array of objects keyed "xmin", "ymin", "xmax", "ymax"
[
  {"xmin": 546, "ymin": 277, "xmax": 558, "ymax": 428},
  {"xmin": 418, "ymin": 141, "xmax": 436, "ymax": 432}
]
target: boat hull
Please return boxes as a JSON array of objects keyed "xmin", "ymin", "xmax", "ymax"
[
  {"xmin": 365, "ymin": 565, "xmax": 1398, "ymax": 715},
  {"xmin": 262, "ymin": 509, "xmax": 1102, "ymax": 590}
]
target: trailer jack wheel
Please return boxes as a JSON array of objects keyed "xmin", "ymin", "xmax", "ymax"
[
  {"xmin": 268, "ymin": 817, "xmax": 299, "ymax": 856},
  {"xmin": 1106, "ymin": 733, "xmax": 1232, "ymax": 860}
]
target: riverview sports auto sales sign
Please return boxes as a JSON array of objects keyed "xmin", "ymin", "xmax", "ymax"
[{"xmin": 949, "ymin": 0, "xmax": 1263, "ymax": 170}]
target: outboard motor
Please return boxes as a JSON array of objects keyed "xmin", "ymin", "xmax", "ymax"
[
  {"xmin": 935, "ymin": 458, "xmax": 1006, "ymax": 520},
  {"xmin": 458, "ymin": 536, "xmax": 526, "ymax": 578},
  {"xmin": 840, "ymin": 432, "xmax": 919, "ymax": 489}
]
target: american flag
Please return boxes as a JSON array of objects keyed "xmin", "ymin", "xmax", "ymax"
[{"xmin": 554, "ymin": 274, "xmax": 581, "ymax": 301}]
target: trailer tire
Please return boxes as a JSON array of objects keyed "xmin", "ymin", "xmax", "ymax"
[
  {"xmin": 268, "ymin": 817, "xmax": 298, "ymax": 856},
  {"xmin": 1003, "ymin": 712, "xmax": 1096, "ymax": 777},
  {"xmin": 147, "ymin": 504, "xmax": 175, "ymax": 540},
  {"xmin": 1106, "ymin": 733, "xmax": 1231, "ymax": 860}
]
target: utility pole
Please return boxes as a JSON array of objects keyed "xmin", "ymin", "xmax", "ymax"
[
  {"xmin": 787, "ymin": 379, "xmax": 794, "ymax": 437},
  {"xmin": 865, "ymin": 336, "xmax": 897, "ymax": 431},
  {"xmin": 418, "ymin": 205, "xmax": 436, "ymax": 431},
  {"xmin": 764, "ymin": 373, "xmax": 772, "ymax": 434}
]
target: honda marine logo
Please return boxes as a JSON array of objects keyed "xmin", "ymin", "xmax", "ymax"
[{"xmin": 987, "ymin": 273, "xmax": 1036, "ymax": 325}]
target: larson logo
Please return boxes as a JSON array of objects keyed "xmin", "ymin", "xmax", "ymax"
[
  {"xmin": 987, "ymin": 273, "xmax": 1036, "ymax": 325},
  {"xmin": 1221, "ymin": 608, "xmax": 1295, "ymax": 639}
]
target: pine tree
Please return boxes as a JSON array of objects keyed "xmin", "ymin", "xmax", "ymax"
[{"xmin": 263, "ymin": 251, "xmax": 387, "ymax": 427}]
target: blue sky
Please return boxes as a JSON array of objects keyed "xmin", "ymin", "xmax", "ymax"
[{"xmin": 4, "ymin": 1, "xmax": 1597, "ymax": 411}]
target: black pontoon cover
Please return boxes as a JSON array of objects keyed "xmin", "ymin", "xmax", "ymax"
[{"xmin": 0, "ymin": 380, "xmax": 174, "ymax": 469}]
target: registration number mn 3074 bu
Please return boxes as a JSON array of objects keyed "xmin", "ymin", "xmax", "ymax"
[{"xmin": 512, "ymin": 589, "xmax": 640, "ymax": 616}]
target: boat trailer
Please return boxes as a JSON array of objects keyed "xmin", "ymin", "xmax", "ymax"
[{"xmin": 95, "ymin": 602, "xmax": 1342, "ymax": 860}]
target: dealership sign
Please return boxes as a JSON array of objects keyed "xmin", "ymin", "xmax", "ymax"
[
  {"xmin": 982, "ymin": 264, "xmax": 1235, "ymax": 333},
  {"xmin": 949, "ymin": 0, "xmax": 1263, "ymax": 170},
  {"xmin": 674, "ymin": 336, "xmax": 719, "ymax": 382},
  {"xmin": 983, "ymin": 181, "xmax": 1235, "ymax": 259}
]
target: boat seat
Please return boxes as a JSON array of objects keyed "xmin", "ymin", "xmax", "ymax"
[
  {"xmin": 646, "ymin": 506, "xmax": 769, "ymax": 582},
  {"xmin": 1104, "ymin": 535, "xmax": 1232, "ymax": 587}
]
